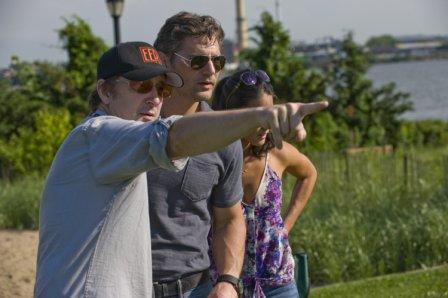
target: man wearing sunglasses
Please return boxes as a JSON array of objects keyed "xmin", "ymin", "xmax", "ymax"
[
  {"xmin": 35, "ymin": 41, "xmax": 186, "ymax": 298},
  {"xmin": 146, "ymin": 12, "xmax": 246, "ymax": 298}
]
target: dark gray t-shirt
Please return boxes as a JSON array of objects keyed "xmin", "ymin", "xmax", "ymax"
[{"xmin": 148, "ymin": 102, "xmax": 244, "ymax": 282}]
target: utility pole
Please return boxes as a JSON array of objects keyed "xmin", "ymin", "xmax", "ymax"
[{"xmin": 235, "ymin": 0, "xmax": 248, "ymax": 52}]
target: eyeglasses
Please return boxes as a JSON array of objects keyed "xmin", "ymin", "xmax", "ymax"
[
  {"xmin": 116, "ymin": 78, "xmax": 172, "ymax": 98},
  {"xmin": 225, "ymin": 70, "xmax": 271, "ymax": 108},
  {"xmin": 174, "ymin": 52, "xmax": 226, "ymax": 71}
]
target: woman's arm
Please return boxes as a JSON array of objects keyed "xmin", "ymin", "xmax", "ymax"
[{"xmin": 276, "ymin": 142, "xmax": 317, "ymax": 232}]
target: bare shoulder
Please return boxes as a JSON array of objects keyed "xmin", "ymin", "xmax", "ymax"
[
  {"xmin": 271, "ymin": 141, "xmax": 316, "ymax": 179},
  {"xmin": 270, "ymin": 141, "xmax": 301, "ymax": 166}
]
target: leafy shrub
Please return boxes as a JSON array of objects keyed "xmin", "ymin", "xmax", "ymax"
[
  {"xmin": 398, "ymin": 120, "xmax": 448, "ymax": 148},
  {"xmin": 0, "ymin": 174, "xmax": 44, "ymax": 229},
  {"xmin": 0, "ymin": 108, "xmax": 73, "ymax": 179}
]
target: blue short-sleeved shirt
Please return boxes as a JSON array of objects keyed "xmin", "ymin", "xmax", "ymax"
[
  {"xmin": 148, "ymin": 102, "xmax": 244, "ymax": 281},
  {"xmin": 35, "ymin": 110, "xmax": 187, "ymax": 297}
]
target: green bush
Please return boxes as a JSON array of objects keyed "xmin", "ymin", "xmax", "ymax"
[
  {"xmin": 0, "ymin": 108, "xmax": 73, "ymax": 179},
  {"xmin": 0, "ymin": 174, "xmax": 44, "ymax": 229},
  {"xmin": 398, "ymin": 120, "xmax": 448, "ymax": 148}
]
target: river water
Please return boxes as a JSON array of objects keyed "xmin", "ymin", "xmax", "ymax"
[{"xmin": 367, "ymin": 59, "xmax": 448, "ymax": 120}]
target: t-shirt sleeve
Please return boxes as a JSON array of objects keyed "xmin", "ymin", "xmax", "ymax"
[
  {"xmin": 83, "ymin": 115, "xmax": 188, "ymax": 184},
  {"xmin": 210, "ymin": 141, "xmax": 244, "ymax": 208}
]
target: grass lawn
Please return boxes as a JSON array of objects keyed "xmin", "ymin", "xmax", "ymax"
[{"xmin": 310, "ymin": 265, "xmax": 448, "ymax": 298}]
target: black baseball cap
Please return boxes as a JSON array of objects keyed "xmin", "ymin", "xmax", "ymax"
[{"xmin": 97, "ymin": 41, "xmax": 183, "ymax": 87}]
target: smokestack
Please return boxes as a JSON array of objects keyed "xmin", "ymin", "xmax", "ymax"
[
  {"xmin": 275, "ymin": 0, "xmax": 281, "ymax": 21},
  {"xmin": 236, "ymin": 0, "xmax": 248, "ymax": 52}
]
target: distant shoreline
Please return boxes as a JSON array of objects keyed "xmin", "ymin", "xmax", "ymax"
[{"xmin": 370, "ymin": 56, "xmax": 448, "ymax": 65}]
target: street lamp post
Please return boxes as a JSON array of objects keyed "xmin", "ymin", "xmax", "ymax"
[{"xmin": 106, "ymin": 0, "xmax": 124, "ymax": 45}]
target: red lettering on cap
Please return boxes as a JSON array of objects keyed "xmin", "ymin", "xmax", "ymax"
[{"xmin": 139, "ymin": 47, "xmax": 161, "ymax": 64}]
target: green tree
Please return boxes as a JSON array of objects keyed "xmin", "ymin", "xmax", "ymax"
[
  {"xmin": 58, "ymin": 16, "xmax": 108, "ymax": 100},
  {"xmin": 0, "ymin": 16, "xmax": 107, "ymax": 139},
  {"xmin": 366, "ymin": 34, "xmax": 397, "ymax": 49},
  {"xmin": 0, "ymin": 57, "xmax": 68, "ymax": 139},
  {"xmin": 0, "ymin": 16, "xmax": 108, "ymax": 177},
  {"xmin": 328, "ymin": 32, "xmax": 412, "ymax": 147},
  {"xmin": 241, "ymin": 12, "xmax": 327, "ymax": 103},
  {"xmin": 0, "ymin": 108, "xmax": 73, "ymax": 178},
  {"xmin": 240, "ymin": 12, "xmax": 336, "ymax": 152}
]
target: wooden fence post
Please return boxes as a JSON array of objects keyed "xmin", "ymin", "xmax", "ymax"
[
  {"xmin": 403, "ymin": 153, "xmax": 409, "ymax": 189},
  {"xmin": 344, "ymin": 152, "xmax": 350, "ymax": 182},
  {"xmin": 443, "ymin": 155, "xmax": 448, "ymax": 195}
]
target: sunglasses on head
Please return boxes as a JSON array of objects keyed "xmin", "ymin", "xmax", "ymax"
[
  {"xmin": 224, "ymin": 70, "xmax": 271, "ymax": 108},
  {"xmin": 116, "ymin": 77, "xmax": 173, "ymax": 98},
  {"xmin": 225, "ymin": 69, "xmax": 271, "ymax": 109},
  {"xmin": 239, "ymin": 69, "xmax": 271, "ymax": 86},
  {"xmin": 174, "ymin": 52, "xmax": 226, "ymax": 71}
]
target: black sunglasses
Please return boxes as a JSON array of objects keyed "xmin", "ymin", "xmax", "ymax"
[{"xmin": 174, "ymin": 52, "xmax": 226, "ymax": 71}]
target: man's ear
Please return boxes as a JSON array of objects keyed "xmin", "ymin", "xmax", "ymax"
[{"xmin": 97, "ymin": 79, "xmax": 111, "ymax": 105}]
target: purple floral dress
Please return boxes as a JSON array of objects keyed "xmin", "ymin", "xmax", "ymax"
[{"xmin": 241, "ymin": 156, "xmax": 295, "ymax": 297}]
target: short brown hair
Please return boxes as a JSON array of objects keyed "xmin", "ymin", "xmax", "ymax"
[{"xmin": 154, "ymin": 11, "xmax": 225, "ymax": 55}]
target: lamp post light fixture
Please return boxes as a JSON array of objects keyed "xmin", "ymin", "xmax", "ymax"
[{"xmin": 106, "ymin": 0, "xmax": 124, "ymax": 45}]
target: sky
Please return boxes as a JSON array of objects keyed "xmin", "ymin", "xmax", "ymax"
[{"xmin": 1, "ymin": 0, "xmax": 447, "ymax": 68}]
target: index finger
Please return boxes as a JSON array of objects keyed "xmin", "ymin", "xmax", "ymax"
[{"xmin": 299, "ymin": 101, "xmax": 329, "ymax": 118}]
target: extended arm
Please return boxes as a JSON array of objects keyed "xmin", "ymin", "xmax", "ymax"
[{"xmin": 167, "ymin": 102, "xmax": 328, "ymax": 159}]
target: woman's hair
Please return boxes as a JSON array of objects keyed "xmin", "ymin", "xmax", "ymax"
[{"xmin": 211, "ymin": 69, "xmax": 275, "ymax": 157}]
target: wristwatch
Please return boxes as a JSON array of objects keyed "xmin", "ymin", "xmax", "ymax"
[{"xmin": 216, "ymin": 274, "xmax": 244, "ymax": 297}]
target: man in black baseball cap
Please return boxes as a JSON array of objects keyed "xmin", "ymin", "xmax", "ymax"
[
  {"xmin": 97, "ymin": 41, "xmax": 183, "ymax": 87},
  {"xmin": 34, "ymin": 41, "xmax": 328, "ymax": 298},
  {"xmin": 36, "ymin": 41, "xmax": 190, "ymax": 298},
  {"xmin": 87, "ymin": 41, "xmax": 183, "ymax": 118}
]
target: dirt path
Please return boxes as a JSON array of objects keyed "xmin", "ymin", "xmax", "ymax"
[{"xmin": 0, "ymin": 230, "xmax": 37, "ymax": 298}]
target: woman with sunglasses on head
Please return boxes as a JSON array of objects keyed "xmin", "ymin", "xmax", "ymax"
[{"xmin": 212, "ymin": 69, "xmax": 317, "ymax": 298}]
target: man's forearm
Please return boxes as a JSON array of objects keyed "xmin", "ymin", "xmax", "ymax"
[
  {"xmin": 212, "ymin": 213, "xmax": 246, "ymax": 277},
  {"xmin": 167, "ymin": 101, "xmax": 329, "ymax": 159},
  {"xmin": 167, "ymin": 108, "xmax": 265, "ymax": 159}
]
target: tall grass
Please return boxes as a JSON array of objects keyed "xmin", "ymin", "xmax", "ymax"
[
  {"xmin": 0, "ymin": 148, "xmax": 447, "ymax": 285},
  {"xmin": 285, "ymin": 148, "xmax": 448, "ymax": 285},
  {"xmin": 0, "ymin": 174, "xmax": 44, "ymax": 229}
]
